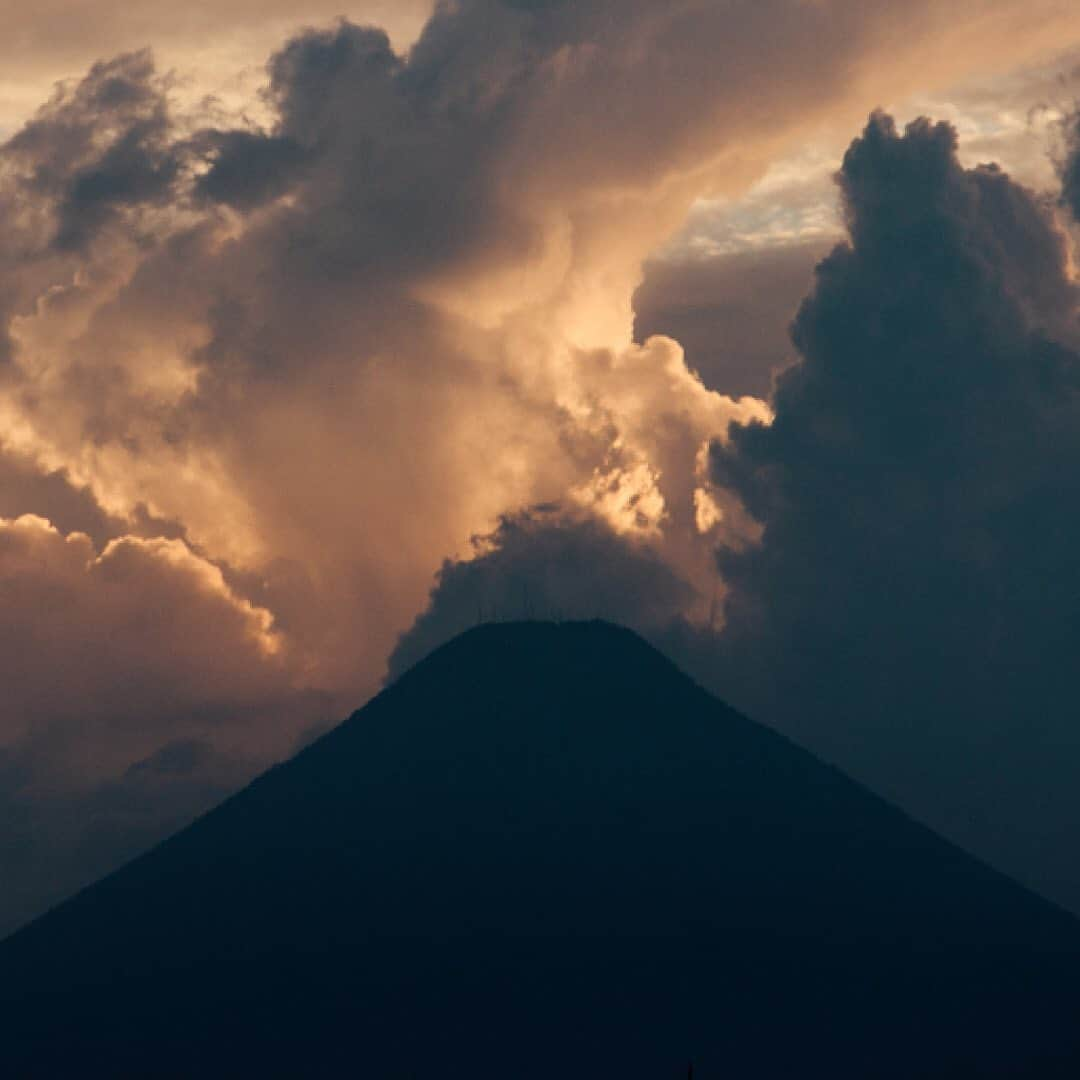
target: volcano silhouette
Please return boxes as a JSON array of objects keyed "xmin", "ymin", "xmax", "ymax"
[{"xmin": 3, "ymin": 621, "xmax": 1079, "ymax": 1077}]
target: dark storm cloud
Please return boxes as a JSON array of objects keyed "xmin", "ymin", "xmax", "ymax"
[
  {"xmin": 1062, "ymin": 111, "xmax": 1080, "ymax": 221},
  {"xmin": 178, "ymin": 18, "xmax": 540, "ymax": 400},
  {"xmin": 707, "ymin": 111, "xmax": 1080, "ymax": 910},
  {"xmin": 0, "ymin": 50, "xmax": 187, "ymax": 372},
  {"xmin": 181, "ymin": 0, "xmax": 976, "ymax": 341},
  {"xmin": 4, "ymin": 51, "xmax": 182, "ymax": 252},
  {"xmin": 633, "ymin": 244, "xmax": 827, "ymax": 399},
  {"xmin": 187, "ymin": 18, "xmax": 527, "ymax": 291},
  {"xmin": 191, "ymin": 131, "xmax": 308, "ymax": 209},
  {"xmin": 388, "ymin": 507, "xmax": 695, "ymax": 682}
]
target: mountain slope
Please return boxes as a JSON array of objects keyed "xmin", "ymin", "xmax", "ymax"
[{"xmin": 2, "ymin": 621, "xmax": 1079, "ymax": 1077}]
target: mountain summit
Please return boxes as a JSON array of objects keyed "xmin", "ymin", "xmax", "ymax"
[{"xmin": 3, "ymin": 621, "xmax": 1079, "ymax": 1077}]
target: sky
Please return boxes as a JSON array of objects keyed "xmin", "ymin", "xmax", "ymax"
[{"xmin": 3, "ymin": 0, "xmax": 1080, "ymax": 936}]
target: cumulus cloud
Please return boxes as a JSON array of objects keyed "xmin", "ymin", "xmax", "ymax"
[
  {"xmin": 388, "ymin": 507, "xmax": 696, "ymax": 682},
  {"xmin": 708, "ymin": 111, "xmax": 1080, "ymax": 910},
  {"xmin": 0, "ymin": 517, "xmax": 285, "ymax": 746},
  {"xmin": 0, "ymin": 512, "xmax": 330, "ymax": 935}
]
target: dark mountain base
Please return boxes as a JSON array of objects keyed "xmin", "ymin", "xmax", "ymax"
[{"xmin": 3, "ymin": 622, "xmax": 1079, "ymax": 1077}]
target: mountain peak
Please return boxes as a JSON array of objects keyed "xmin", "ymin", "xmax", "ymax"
[{"xmin": 385, "ymin": 617, "xmax": 673, "ymax": 688}]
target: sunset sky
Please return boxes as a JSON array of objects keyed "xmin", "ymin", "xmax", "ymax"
[{"xmin": 4, "ymin": 0, "xmax": 1080, "ymax": 936}]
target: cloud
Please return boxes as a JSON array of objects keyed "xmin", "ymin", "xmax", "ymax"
[
  {"xmin": 191, "ymin": 130, "xmax": 308, "ymax": 210},
  {"xmin": 0, "ymin": 513, "xmax": 307, "ymax": 759},
  {"xmin": 0, "ymin": 513, "xmax": 330, "ymax": 936},
  {"xmin": 1062, "ymin": 109, "xmax": 1080, "ymax": 221},
  {"xmin": 5, "ymin": 1, "xmax": 1077, "ymax": 700},
  {"xmin": 0, "ymin": 9, "xmax": 784, "ymax": 698},
  {"xmin": 0, "ymin": 2, "xmax": 434, "ymax": 138},
  {"xmin": 633, "ymin": 244, "xmax": 828, "ymax": 399},
  {"xmin": 387, "ymin": 506, "xmax": 696, "ymax": 682},
  {"xmin": 708, "ymin": 111, "xmax": 1080, "ymax": 910},
  {"xmin": 3, "ymin": 51, "xmax": 183, "ymax": 253},
  {"xmin": 0, "ymin": 442, "xmax": 123, "ymax": 546}
]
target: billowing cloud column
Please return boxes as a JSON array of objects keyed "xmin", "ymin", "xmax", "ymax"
[{"xmin": 709, "ymin": 112, "xmax": 1080, "ymax": 909}]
